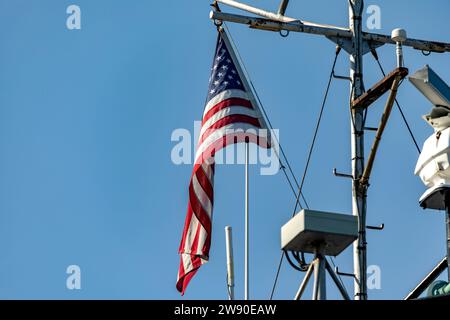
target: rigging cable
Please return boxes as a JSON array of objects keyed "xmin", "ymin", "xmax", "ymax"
[
  {"xmin": 370, "ymin": 49, "xmax": 421, "ymax": 154},
  {"xmin": 215, "ymin": 0, "xmax": 305, "ymax": 207},
  {"xmin": 224, "ymin": 23, "xmax": 309, "ymax": 210},
  {"xmin": 270, "ymin": 46, "xmax": 342, "ymax": 299},
  {"xmin": 251, "ymin": 83, "xmax": 310, "ymax": 209}
]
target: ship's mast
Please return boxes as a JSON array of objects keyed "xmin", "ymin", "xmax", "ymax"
[
  {"xmin": 349, "ymin": 0, "xmax": 367, "ymax": 300},
  {"xmin": 211, "ymin": 0, "xmax": 450, "ymax": 299}
]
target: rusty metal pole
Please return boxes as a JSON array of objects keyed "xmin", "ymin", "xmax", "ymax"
[{"xmin": 360, "ymin": 76, "xmax": 403, "ymax": 186}]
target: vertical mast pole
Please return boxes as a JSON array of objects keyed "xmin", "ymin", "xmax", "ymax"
[{"xmin": 349, "ymin": 0, "xmax": 368, "ymax": 300}]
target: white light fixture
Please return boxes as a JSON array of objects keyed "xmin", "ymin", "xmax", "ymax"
[{"xmin": 410, "ymin": 65, "xmax": 450, "ymax": 109}]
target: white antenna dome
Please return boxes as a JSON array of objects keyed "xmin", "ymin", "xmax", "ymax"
[{"xmin": 391, "ymin": 28, "xmax": 407, "ymax": 43}]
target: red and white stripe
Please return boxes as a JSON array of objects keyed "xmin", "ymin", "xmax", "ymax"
[{"xmin": 176, "ymin": 88, "xmax": 269, "ymax": 295}]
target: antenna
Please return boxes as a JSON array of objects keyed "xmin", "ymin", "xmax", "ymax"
[
  {"xmin": 282, "ymin": 209, "xmax": 357, "ymax": 300},
  {"xmin": 225, "ymin": 226, "xmax": 235, "ymax": 300},
  {"xmin": 211, "ymin": 0, "xmax": 450, "ymax": 300},
  {"xmin": 392, "ymin": 28, "xmax": 407, "ymax": 68}
]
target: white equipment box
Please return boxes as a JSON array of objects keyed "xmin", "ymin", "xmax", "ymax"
[{"xmin": 281, "ymin": 209, "xmax": 358, "ymax": 256}]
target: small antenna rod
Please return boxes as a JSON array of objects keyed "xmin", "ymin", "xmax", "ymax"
[{"xmin": 225, "ymin": 226, "xmax": 235, "ymax": 300}]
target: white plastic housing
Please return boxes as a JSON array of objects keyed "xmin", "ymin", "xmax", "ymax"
[
  {"xmin": 391, "ymin": 28, "xmax": 407, "ymax": 42},
  {"xmin": 415, "ymin": 127, "xmax": 450, "ymax": 187},
  {"xmin": 281, "ymin": 209, "xmax": 357, "ymax": 256}
]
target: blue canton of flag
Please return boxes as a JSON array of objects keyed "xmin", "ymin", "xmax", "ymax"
[{"xmin": 207, "ymin": 36, "xmax": 245, "ymax": 101}]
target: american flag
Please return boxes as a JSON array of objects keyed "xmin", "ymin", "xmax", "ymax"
[{"xmin": 176, "ymin": 29, "xmax": 271, "ymax": 295}]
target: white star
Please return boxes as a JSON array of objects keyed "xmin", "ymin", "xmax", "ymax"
[
  {"xmin": 237, "ymin": 80, "xmax": 241, "ymax": 85},
  {"xmin": 216, "ymin": 55, "xmax": 222, "ymax": 61},
  {"xmin": 224, "ymin": 81, "xmax": 229, "ymax": 85},
  {"xmin": 218, "ymin": 72, "xmax": 224, "ymax": 77},
  {"xmin": 227, "ymin": 59, "xmax": 231, "ymax": 63},
  {"xmin": 210, "ymin": 89, "xmax": 216, "ymax": 94},
  {"xmin": 231, "ymin": 70, "xmax": 237, "ymax": 74},
  {"xmin": 221, "ymin": 65, "xmax": 228, "ymax": 70},
  {"xmin": 228, "ymin": 75, "xmax": 233, "ymax": 80},
  {"xmin": 214, "ymin": 80, "xmax": 220, "ymax": 86}
]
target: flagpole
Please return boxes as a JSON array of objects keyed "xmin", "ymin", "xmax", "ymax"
[
  {"xmin": 220, "ymin": 27, "xmax": 260, "ymax": 301},
  {"xmin": 244, "ymin": 141, "xmax": 249, "ymax": 300}
]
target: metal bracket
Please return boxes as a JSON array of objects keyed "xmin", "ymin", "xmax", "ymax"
[
  {"xmin": 364, "ymin": 127, "xmax": 378, "ymax": 132},
  {"xmin": 367, "ymin": 223, "xmax": 385, "ymax": 231},
  {"xmin": 332, "ymin": 71, "xmax": 352, "ymax": 81},
  {"xmin": 335, "ymin": 266, "xmax": 357, "ymax": 280},
  {"xmin": 333, "ymin": 168, "xmax": 353, "ymax": 179},
  {"xmin": 326, "ymin": 36, "xmax": 385, "ymax": 55}
]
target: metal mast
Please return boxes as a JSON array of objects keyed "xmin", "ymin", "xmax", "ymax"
[
  {"xmin": 211, "ymin": 0, "xmax": 450, "ymax": 299},
  {"xmin": 349, "ymin": 0, "xmax": 367, "ymax": 300}
]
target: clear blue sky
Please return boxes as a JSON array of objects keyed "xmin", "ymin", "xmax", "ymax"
[{"xmin": 0, "ymin": 0, "xmax": 449, "ymax": 300}]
